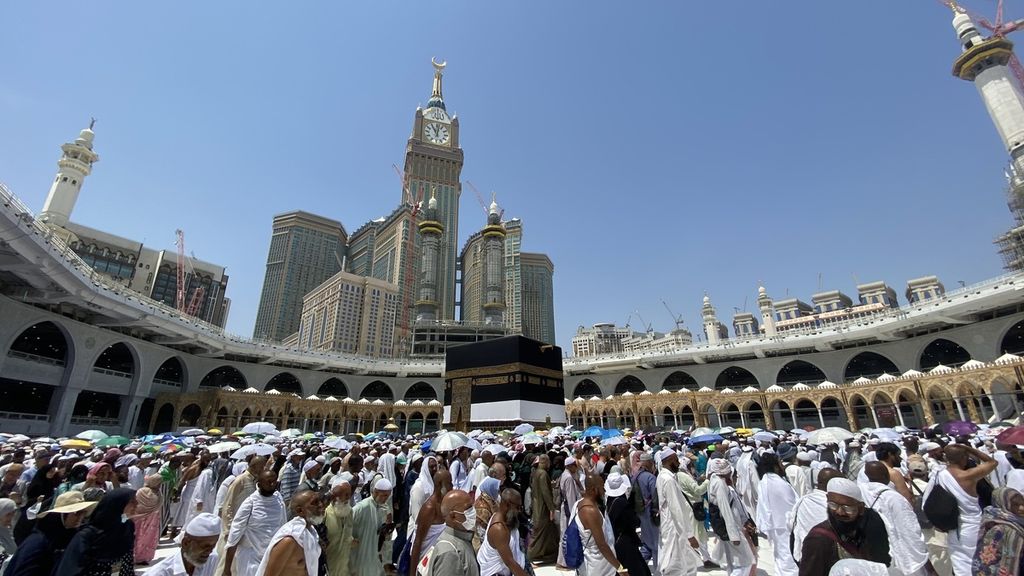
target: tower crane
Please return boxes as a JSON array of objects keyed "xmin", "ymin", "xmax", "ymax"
[
  {"xmin": 661, "ymin": 300, "xmax": 686, "ymax": 331},
  {"xmin": 465, "ymin": 181, "xmax": 504, "ymax": 220},
  {"xmin": 633, "ymin": 310, "xmax": 653, "ymax": 334},
  {"xmin": 940, "ymin": 0, "xmax": 1024, "ymax": 87},
  {"xmin": 174, "ymin": 229, "xmax": 205, "ymax": 318}
]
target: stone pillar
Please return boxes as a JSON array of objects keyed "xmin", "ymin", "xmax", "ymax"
[
  {"xmin": 790, "ymin": 409, "xmax": 798, "ymax": 430},
  {"xmin": 817, "ymin": 406, "xmax": 825, "ymax": 428},
  {"xmin": 954, "ymin": 398, "xmax": 967, "ymax": 421},
  {"xmin": 740, "ymin": 411, "xmax": 747, "ymax": 428},
  {"xmin": 870, "ymin": 407, "xmax": 879, "ymax": 428},
  {"xmin": 48, "ymin": 387, "xmax": 81, "ymax": 437},
  {"xmin": 119, "ymin": 396, "xmax": 146, "ymax": 437},
  {"xmin": 896, "ymin": 404, "xmax": 906, "ymax": 428}
]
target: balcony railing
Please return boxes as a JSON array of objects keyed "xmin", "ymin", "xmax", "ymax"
[
  {"xmin": 91, "ymin": 367, "xmax": 133, "ymax": 379},
  {"xmin": 69, "ymin": 416, "xmax": 120, "ymax": 426},
  {"xmin": 0, "ymin": 411, "xmax": 49, "ymax": 422},
  {"xmin": 6, "ymin": 350, "xmax": 66, "ymax": 367},
  {"xmin": 152, "ymin": 378, "xmax": 182, "ymax": 388}
]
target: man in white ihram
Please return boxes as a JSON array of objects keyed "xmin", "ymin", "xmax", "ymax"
[
  {"xmin": 755, "ymin": 452, "xmax": 798, "ymax": 576},
  {"xmin": 861, "ymin": 461, "xmax": 930, "ymax": 576},
  {"xmin": 655, "ymin": 449, "xmax": 700, "ymax": 576},
  {"xmin": 223, "ymin": 470, "xmax": 287, "ymax": 576},
  {"xmin": 733, "ymin": 445, "xmax": 758, "ymax": 520},
  {"xmin": 144, "ymin": 513, "xmax": 222, "ymax": 576}
]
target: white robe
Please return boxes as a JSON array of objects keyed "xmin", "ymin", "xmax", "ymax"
[
  {"xmin": 734, "ymin": 452, "xmax": 759, "ymax": 520},
  {"xmin": 785, "ymin": 464, "xmax": 812, "ymax": 497},
  {"xmin": 476, "ymin": 515, "xmax": 525, "ymax": 576},
  {"xmin": 214, "ymin": 474, "xmax": 236, "ymax": 516},
  {"xmin": 708, "ymin": 476, "xmax": 756, "ymax": 575},
  {"xmin": 785, "ymin": 489, "xmax": 828, "ymax": 563},
  {"xmin": 185, "ymin": 468, "xmax": 217, "ymax": 526},
  {"xmin": 756, "ymin": 473, "xmax": 797, "ymax": 576},
  {"xmin": 226, "ymin": 490, "xmax": 287, "ymax": 576},
  {"xmin": 861, "ymin": 482, "xmax": 928, "ymax": 576},
  {"xmin": 931, "ymin": 469, "xmax": 981, "ymax": 576},
  {"xmin": 255, "ymin": 516, "xmax": 321, "ymax": 576},
  {"xmin": 656, "ymin": 467, "xmax": 699, "ymax": 576}
]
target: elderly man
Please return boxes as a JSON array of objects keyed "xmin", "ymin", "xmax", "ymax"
[
  {"xmin": 256, "ymin": 489, "xmax": 324, "ymax": 576},
  {"xmin": 299, "ymin": 459, "xmax": 323, "ymax": 493},
  {"xmin": 145, "ymin": 513, "xmax": 222, "ymax": 576},
  {"xmin": 788, "ymin": 451, "xmax": 814, "ymax": 497},
  {"xmin": 424, "ymin": 489, "xmax": 479, "ymax": 576},
  {"xmin": 657, "ymin": 450, "xmax": 699, "ymax": 576},
  {"xmin": 325, "ymin": 479, "xmax": 354, "ymax": 576},
  {"xmin": 862, "ymin": 462, "xmax": 930, "ymax": 576},
  {"xmin": 527, "ymin": 454, "xmax": 557, "ymax": 566},
  {"xmin": 555, "ymin": 457, "xmax": 584, "ymax": 570},
  {"xmin": 733, "ymin": 445, "xmax": 758, "ymax": 520},
  {"xmin": 755, "ymin": 453, "xmax": 798, "ymax": 576},
  {"xmin": 352, "ymin": 477, "xmax": 393, "ymax": 576},
  {"xmin": 224, "ymin": 470, "xmax": 287, "ymax": 576},
  {"xmin": 799, "ymin": 478, "xmax": 891, "ymax": 576},
  {"xmin": 788, "ymin": 467, "xmax": 841, "ymax": 564},
  {"xmin": 477, "ymin": 488, "xmax": 528, "ymax": 576},
  {"xmin": 216, "ymin": 455, "xmax": 266, "ymax": 575}
]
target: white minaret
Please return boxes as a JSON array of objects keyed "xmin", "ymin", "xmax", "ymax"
[
  {"xmin": 951, "ymin": 12, "xmax": 1024, "ymax": 176},
  {"xmin": 757, "ymin": 285, "xmax": 777, "ymax": 337},
  {"xmin": 701, "ymin": 294, "xmax": 721, "ymax": 345},
  {"xmin": 482, "ymin": 194, "xmax": 506, "ymax": 325},
  {"xmin": 39, "ymin": 121, "xmax": 100, "ymax": 227}
]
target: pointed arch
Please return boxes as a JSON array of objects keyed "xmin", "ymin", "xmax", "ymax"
[
  {"xmin": 920, "ymin": 338, "xmax": 971, "ymax": 370},
  {"xmin": 572, "ymin": 380, "xmax": 600, "ymax": 399},
  {"xmin": 614, "ymin": 375, "xmax": 646, "ymax": 395},
  {"xmin": 715, "ymin": 366, "xmax": 759, "ymax": 391},
  {"xmin": 844, "ymin": 352, "xmax": 899, "ymax": 382}
]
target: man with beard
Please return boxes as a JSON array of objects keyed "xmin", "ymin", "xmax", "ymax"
[
  {"xmin": 656, "ymin": 450, "xmax": 700, "ymax": 576},
  {"xmin": 755, "ymin": 453, "xmax": 798, "ymax": 576},
  {"xmin": 634, "ymin": 453, "xmax": 660, "ymax": 573},
  {"xmin": 861, "ymin": 462, "xmax": 930, "ymax": 576},
  {"xmin": 215, "ymin": 455, "xmax": 266, "ymax": 575},
  {"xmin": 224, "ymin": 470, "xmax": 287, "ymax": 576},
  {"xmin": 527, "ymin": 454, "xmax": 558, "ymax": 566},
  {"xmin": 351, "ymin": 478, "xmax": 392, "ymax": 576},
  {"xmin": 788, "ymin": 468, "xmax": 841, "ymax": 564},
  {"xmin": 325, "ymin": 479, "xmax": 354, "ymax": 576},
  {"xmin": 798, "ymin": 477, "xmax": 890, "ymax": 576},
  {"xmin": 875, "ymin": 442, "xmax": 914, "ymax": 504},
  {"xmin": 476, "ymin": 488, "xmax": 529, "ymax": 576},
  {"xmin": 255, "ymin": 489, "xmax": 325, "ymax": 576},
  {"xmin": 145, "ymin": 513, "xmax": 222, "ymax": 576},
  {"xmin": 733, "ymin": 445, "xmax": 758, "ymax": 521},
  {"xmin": 410, "ymin": 468, "xmax": 452, "ymax": 575}
]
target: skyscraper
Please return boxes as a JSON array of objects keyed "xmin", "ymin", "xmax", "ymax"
[
  {"xmin": 253, "ymin": 211, "xmax": 347, "ymax": 341},
  {"xmin": 403, "ymin": 59, "xmax": 463, "ymax": 321},
  {"xmin": 520, "ymin": 252, "xmax": 555, "ymax": 344}
]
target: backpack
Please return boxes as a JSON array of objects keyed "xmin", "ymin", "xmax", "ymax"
[
  {"xmin": 908, "ymin": 480, "xmax": 934, "ymax": 529},
  {"xmin": 561, "ymin": 501, "xmax": 589, "ymax": 569},
  {"xmin": 923, "ymin": 473, "xmax": 960, "ymax": 532},
  {"xmin": 707, "ymin": 500, "xmax": 729, "ymax": 540},
  {"xmin": 361, "ymin": 472, "xmax": 383, "ymax": 500}
]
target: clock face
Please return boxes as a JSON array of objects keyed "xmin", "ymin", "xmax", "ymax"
[{"xmin": 424, "ymin": 122, "xmax": 450, "ymax": 145}]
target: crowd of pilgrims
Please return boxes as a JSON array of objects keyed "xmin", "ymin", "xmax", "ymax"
[{"xmin": 0, "ymin": 430, "xmax": 1020, "ymax": 576}]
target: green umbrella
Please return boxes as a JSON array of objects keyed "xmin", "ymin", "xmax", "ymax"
[{"xmin": 96, "ymin": 436, "xmax": 131, "ymax": 447}]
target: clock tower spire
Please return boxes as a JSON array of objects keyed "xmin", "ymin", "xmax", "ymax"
[{"xmin": 403, "ymin": 59, "xmax": 464, "ymax": 322}]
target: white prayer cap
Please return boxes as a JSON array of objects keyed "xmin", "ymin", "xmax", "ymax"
[
  {"xmin": 185, "ymin": 512, "xmax": 221, "ymax": 537},
  {"xmin": 564, "ymin": 457, "xmax": 577, "ymax": 467},
  {"xmin": 288, "ymin": 449, "xmax": 305, "ymax": 458},
  {"xmin": 827, "ymin": 558, "xmax": 890, "ymax": 575},
  {"xmin": 848, "ymin": 441, "xmax": 861, "ymax": 448},
  {"xmin": 374, "ymin": 478, "xmax": 393, "ymax": 492},
  {"xmin": 365, "ymin": 455, "xmax": 376, "ymax": 464},
  {"xmin": 656, "ymin": 448, "xmax": 676, "ymax": 464},
  {"xmin": 231, "ymin": 462, "xmax": 247, "ymax": 476},
  {"xmin": 796, "ymin": 452, "xmax": 813, "ymax": 463},
  {"xmin": 826, "ymin": 478, "xmax": 864, "ymax": 502},
  {"xmin": 302, "ymin": 460, "xmax": 319, "ymax": 473},
  {"xmin": 707, "ymin": 458, "xmax": 733, "ymax": 477},
  {"xmin": 315, "ymin": 455, "xmax": 326, "ymax": 463},
  {"xmin": 919, "ymin": 442, "xmax": 940, "ymax": 453}
]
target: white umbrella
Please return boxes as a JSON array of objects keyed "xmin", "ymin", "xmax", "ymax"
[
  {"xmin": 513, "ymin": 423, "xmax": 534, "ymax": 435},
  {"xmin": 180, "ymin": 428, "xmax": 205, "ymax": 436},
  {"xmin": 467, "ymin": 430, "xmax": 483, "ymax": 438},
  {"xmin": 32, "ymin": 437, "xmax": 56, "ymax": 444},
  {"xmin": 521, "ymin": 433, "xmax": 544, "ymax": 445},
  {"xmin": 206, "ymin": 441, "xmax": 242, "ymax": 454},
  {"xmin": 601, "ymin": 435, "xmax": 628, "ymax": 446},
  {"xmin": 805, "ymin": 427, "xmax": 854, "ymax": 446},
  {"xmin": 263, "ymin": 435, "xmax": 282, "ymax": 444},
  {"xmin": 753, "ymin": 431, "xmax": 778, "ymax": 443},
  {"xmin": 483, "ymin": 443, "xmax": 505, "ymax": 455},
  {"xmin": 871, "ymin": 428, "xmax": 901, "ymax": 442},
  {"xmin": 240, "ymin": 422, "xmax": 278, "ymax": 435},
  {"xmin": 280, "ymin": 428, "xmax": 303, "ymax": 438},
  {"xmin": 716, "ymin": 427, "xmax": 736, "ymax": 435},
  {"xmin": 230, "ymin": 443, "xmax": 277, "ymax": 459},
  {"xmin": 75, "ymin": 430, "xmax": 108, "ymax": 442},
  {"xmin": 690, "ymin": 427, "xmax": 715, "ymax": 437},
  {"xmin": 324, "ymin": 437, "xmax": 352, "ymax": 450},
  {"xmin": 432, "ymin": 431, "xmax": 469, "ymax": 452},
  {"xmin": 465, "ymin": 438, "xmax": 482, "ymax": 450},
  {"xmin": 8, "ymin": 434, "xmax": 30, "ymax": 444},
  {"xmin": 548, "ymin": 426, "xmax": 566, "ymax": 436},
  {"xmin": 478, "ymin": 432, "xmax": 496, "ymax": 441}
]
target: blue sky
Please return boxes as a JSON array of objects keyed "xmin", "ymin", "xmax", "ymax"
[{"xmin": 0, "ymin": 2, "xmax": 1018, "ymax": 351}]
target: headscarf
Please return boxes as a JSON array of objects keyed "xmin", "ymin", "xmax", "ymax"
[
  {"xmin": 418, "ymin": 456, "xmax": 437, "ymax": 498},
  {"xmin": 707, "ymin": 458, "xmax": 733, "ymax": 477},
  {"xmin": 476, "ymin": 477, "xmax": 500, "ymax": 504},
  {"xmin": 976, "ymin": 487, "xmax": 1024, "ymax": 576},
  {"xmin": 0, "ymin": 498, "xmax": 17, "ymax": 554},
  {"xmin": 25, "ymin": 464, "xmax": 59, "ymax": 503},
  {"xmin": 54, "ymin": 487, "xmax": 136, "ymax": 575},
  {"xmin": 134, "ymin": 475, "xmax": 162, "ymax": 517},
  {"xmin": 378, "ymin": 453, "xmax": 397, "ymax": 492},
  {"xmin": 86, "ymin": 462, "xmax": 110, "ymax": 482},
  {"xmin": 210, "ymin": 456, "xmax": 232, "ymax": 489}
]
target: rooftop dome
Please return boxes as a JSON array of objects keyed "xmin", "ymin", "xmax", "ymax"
[
  {"xmin": 720, "ymin": 388, "xmax": 736, "ymax": 394},
  {"xmin": 243, "ymin": 387, "xmax": 260, "ymax": 394},
  {"xmin": 606, "ymin": 395, "xmax": 615, "ymax": 400},
  {"xmin": 996, "ymin": 352, "xmax": 1022, "ymax": 365},
  {"xmin": 817, "ymin": 381, "xmax": 838, "ymax": 389},
  {"xmin": 791, "ymin": 383, "xmax": 811, "ymax": 391},
  {"xmin": 222, "ymin": 385, "xmax": 237, "ymax": 392},
  {"xmin": 589, "ymin": 396, "xmax": 602, "ymax": 402},
  {"xmin": 343, "ymin": 397, "xmax": 355, "ymax": 403},
  {"xmin": 325, "ymin": 396, "xmax": 338, "ymax": 402},
  {"xmin": 371, "ymin": 399, "xmax": 385, "ymax": 405},
  {"xmin": 900, "ymin": 369, "xmax": 925, "ymax": 379},
  {"xmin": 265, "ymin": 389, "xmax": 281, "ymax": 395},
  {"xmin": 742, "ymin": 386, "xmax": 760, "ymax": 393},
  {"xmin": 961, "ymin": 359, "xmax": 987, "ymax": 370},
  {"xmin": 428, "ymin": 400, "xmax": 441, "ymax": 406},
  {"xmin": 621, "ymin": 391, "xmax": 633, "ymax": 397},
  {"xmin": 658, "ymin": 389, "xmax": 672, "ymax": 394},
  {"xmin": 394, "ymin": 400, "xmax": 408, "ymax": 406},
  {"xmin": 928, "ymin": 364, "xmax": 955, "ymax": 375},
  {"xmin": 573, "ymin": 397, "xmax": 585, "ymax": 403},
  {"xmin": 357, "ymin": 398, "xmax": 370, "ymax": 404},
  {"xmin": 411, "ymin": 400, "xmax": 425, "ymax": 406},
  {"xmin": 766, "ymin": 384, "xmax": 785, "ymax": 393},
  {"xmin": 852, "ymin": 377, "xmax": 873, "ymax": 385},
  {"xmin": 305, "ymin": 394, "xmax": 319, "ymax": 400},
  {"xmin": 698, "ymin": 386, "xmax": 713, "ymax": 393},
  {"xmin": 639, "ymin": 390, "xmax": 652, "ymax": 395},
  {"xmin": 875, "ymin": 373, "xmax": 897, "ymax": 382}
]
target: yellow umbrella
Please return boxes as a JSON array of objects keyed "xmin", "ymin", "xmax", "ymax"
[
  {"xmin": 735, "ymin": 428, "xmax": 754, "ymax": 437},
  {"xmin": 206, "ymin": 428, "xmax": 223, "ymax": 436},
  {"xmin": 60, "ymin": 439, "xmax": 92, "ymax": 450}
]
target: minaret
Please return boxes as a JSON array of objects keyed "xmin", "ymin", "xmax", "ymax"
[
  {"xmin": 757, "ymin": 285, "xmax": 777, "ymax": 337},
  {"xmin": 701, "ymin": 294, "xmax": 721, "ymax": 345},
  {"xmin": 416, "ymin": 189, "xmax": 444, "ymax": 322},
  {"xmin": 951, "ymin": 11, "xmax": 1024, "ymax": 176},
  {"xmin": 39, "ymin": 121, "xmax": 100, "ymax": 227},
  {"xmin": 482, "ymin": 194, "xmax": 506, "ymax": 325}
]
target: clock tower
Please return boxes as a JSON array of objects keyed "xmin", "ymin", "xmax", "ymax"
[{"xmin": 404, "ymin": 58, "xmax": 464, "ymax": 321}]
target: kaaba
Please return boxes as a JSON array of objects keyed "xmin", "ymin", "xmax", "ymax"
[{"xmin": 443, "ymin": 335, "xmax": 566, "ymax": 430}]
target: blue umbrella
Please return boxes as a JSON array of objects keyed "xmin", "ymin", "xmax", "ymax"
[
  {"xmin": 602, "ymin": 428, "xmax": 623, "ymax": 439},
  {"xmin": 582, "ymin": 426, "xmax": 604, "ymax": 438},
  {"xmin": 687, "ymin": 433, "xmax": 723, "ymax": 446},
  {"xmin": 420, "ymin": 440, "xmax": 432, "ymax": 453}
]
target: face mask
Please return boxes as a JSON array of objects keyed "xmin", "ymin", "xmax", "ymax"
[
  {"xmin": 121, "ymin": 513, "xmax": 129, "ymax": 524},
  {"xmin": 458, "ymin": 507, "xmax": 476, "ymax": 531},
  {"xmin": 309, "ymin": 515, "xmax": 325, "ymax": 525}
]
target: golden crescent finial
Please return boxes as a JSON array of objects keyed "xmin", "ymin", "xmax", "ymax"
[{"xmin": 431, "ymin": 57, "xmax": 447, "ymax": 72}]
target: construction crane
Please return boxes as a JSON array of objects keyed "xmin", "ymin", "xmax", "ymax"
[
  {"xmin": 661, "ymin": 300, "xmax": 686, "ymax": 331},
  {"xmin": 465, "ymin": 181, "xmax": 504, "ymax": 220},
  {"xmin": 393, "ymin": 164, "xmax": 424, "ymax": 346},
  {"xmin": 633, "ymin": 309, "xmax": 653, "ymax": 334},
  {"xmin": 941, "ymin": 0, "xmax": 1024, "ymax": 87},
  {"xmin": 174, "ymin": 229, "xmax": 205, "ymax": 318}
]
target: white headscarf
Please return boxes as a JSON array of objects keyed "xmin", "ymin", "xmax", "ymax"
[
  {"xmin": 378, "ymin": 453, "xmax": 397, "ymax": 492},
  {"xmin": 418, "ymin": 456, "xmax": 437, "ymax": 498}
]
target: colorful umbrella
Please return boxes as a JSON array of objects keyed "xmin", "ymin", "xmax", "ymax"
[
  {"xmin": 996, "ymin": 426, "xmax": 1024, "ymax": 445},
  {"xmin": 96, "ymin": 436, "xmax": 131, "ymax": 448},
  {"xmin": 582, "ymin": 426, "xmax": 604, "ymax": 438},
  {"xmin": 942, "ymin": 420, "xmax": 979, "ymax": 436},
  {"xmin": 206, "ymin": 428, "xmax": 224, "ymax": 436},
  {"xmin": 687, "ymin": 434, "xmax": 723, "ymax": 446},
  {"xmin": 60, "ymin": 439, "xmax": 92, "ymax": 450}
]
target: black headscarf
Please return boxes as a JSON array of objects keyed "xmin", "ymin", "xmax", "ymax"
[
  {"xmin": 25, "ymin": 464, "xmax": 59, "ymax": 503},
  {"xmin": 54, "ymin": 488, "xmax": 136, "ymax": 576}
]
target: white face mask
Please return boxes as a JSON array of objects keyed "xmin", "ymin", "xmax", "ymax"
[{"xmin": 458, "ymin": 507, "xmax": 476, "ymax": 531}]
